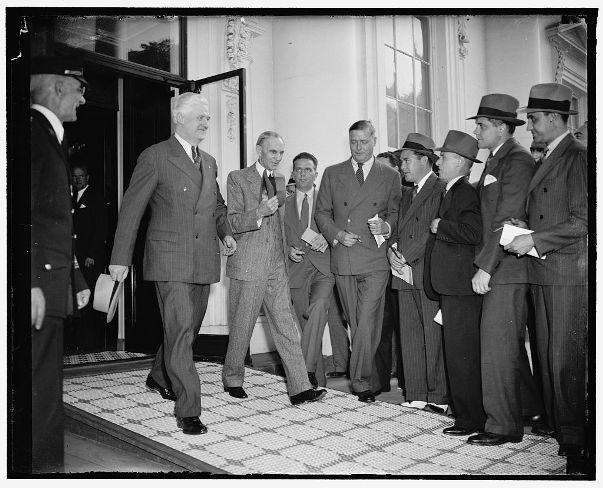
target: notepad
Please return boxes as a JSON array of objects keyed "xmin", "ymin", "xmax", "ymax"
[
  {"xmin": 301, "ymin": 227, "xmax": 326, "ymax": 252},
  {"xmin": 391, "ymin": 264, "xmax": 413, "ymax": 285},
  {"xmin": 499, "ymin": 224, "xmax": 546, "ymax": 259}
]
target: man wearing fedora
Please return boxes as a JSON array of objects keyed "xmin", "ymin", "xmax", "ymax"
[
  {"xmin": 387, "ymin": 133, "xmax": 448, "ymax": 413},
  {"xmin": 425, "ymin": 130, "xmax": 485, "ymax": 436},
  {"xmin": 30, "ymin": 56, "xmax": 90, "ymax": 472},
  {"xmin": 109, "ymin": 92, "xmax": 236, "ymax": 435},
  {"xmin": 466, "ymin": 94, "xmax": 543, "ymax": 446},
  {"xmin": 505, "ymin": 83, "xmax": 588, "ymax": 474}
]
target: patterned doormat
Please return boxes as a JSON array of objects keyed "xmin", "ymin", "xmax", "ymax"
[
  {"xmin": 63, "ymin": 361, "xmax": 566, "ymax": 475},
  {"xmin": 64, "ymin": 351, "xmax": 149, "ymax": 366}
]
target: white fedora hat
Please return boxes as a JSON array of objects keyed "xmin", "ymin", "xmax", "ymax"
[{"xmin": 93, "ymin": 274, "xmax": 123, "ymax": 323}]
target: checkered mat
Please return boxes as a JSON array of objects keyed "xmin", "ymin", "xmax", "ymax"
[
  {"xmin": 63, "ymin": 362, "xmax": 566, "ymax": 475},
  {"xmin": 64, "ymin": 351, "xmax": 149, "ymax": 366}
]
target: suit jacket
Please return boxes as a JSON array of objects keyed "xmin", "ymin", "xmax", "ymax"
[
  {"xmin": 73, "ymin": 186, "xmax": 108, "ymax": 268},
  {"xmin": 474, "ymin": 138, "xmax": 535, "ymax": 284},
  {"xmin": 315, "ymin": 158, "xmax": 402, "ymax": 275},
  {"xmin": 428, "ymin": 177, "xmax": 482, "ymax": 296},
  {"xmin": 284, "ymin": 188, "xmax": 332, "ymax": 288},
  {"xmin": 110, "ymin": 135, "xmax": 231, "ymax": 284},
  {"xmin": 226, "ymin": 163, "xmax": 289, "ymax": 282},
  {"xmin": 31, "ymin": 109, "xmax": 87, "ymax": 318},
  {"xmin": 527, "ymin": 133, "xmax": 587, "ymax": 286},
  {"xmin": 391, "ymin": 173, "xmax": 445, "ymax": 291}
]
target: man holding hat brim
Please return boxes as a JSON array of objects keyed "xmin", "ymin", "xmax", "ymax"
[
  {"xmin": 387, "ymin": 133, "xmax": 449, "ymax": 413},
  {"xmin": 505, "ymin": 83, "xmax": 588, "ymax": 474},
  {"xmin": 30, "ymin": 56, "xmax": 90, "ymax": 472},
  {"xmin": 465, "ymin": 94, "xmax": 544, "ymax": 447},
  {"xmin": 424, "ymin": 130, "xmax": 485, "ymax": 435}
]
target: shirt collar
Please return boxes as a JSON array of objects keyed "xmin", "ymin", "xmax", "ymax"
[
  {"xmin": 446, "ymin": 175, "xmax": 464, "ymax": 193},
  {"xmin": 256, "ymin": 162, "xmax": 273, "ymax": 177},
  {"xmin": 545, "ymin": 130, "xmax": 570, "ymax": 157},
  {"xmin": 351, "ymin": 156, "xmax": 375, "ymax": 171},
  {"xmin": 76, "ymin": 186, "xmax": 89, "ymax": 201},
  {"xmin": 416, "ymin": 171, "xmax": 433, "ymax": 193},
  {"xmin": 174, "ymin": 132, "xmax": 198, "ymax": 161},
  {"xmin": 491, "ymin": 141, "xmax": 505, "ymax": 156},
  {"xmin": 32, "ymin": 104, "xmax": 64, "ymax": 143}
]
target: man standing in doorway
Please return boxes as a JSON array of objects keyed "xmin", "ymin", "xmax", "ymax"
[
  {"xmin": 109, "ymin": 92, "xmax": 237, "ymax": 435},
  {"xmin": 316, "ymin": 120, "xmax": 401, "ymax": 403}
]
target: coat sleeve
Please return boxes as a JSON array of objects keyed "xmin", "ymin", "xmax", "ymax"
[
  {"xmin": 437, "ymin": 185, "xmax": 482, "ymax": 246},
  {"xmin": 315, "ymin": 168, "xmax": 341, "ymax": 245},
  {"xmin": 214, "ymin": 179, "xmax": 232, "ymax": 240},
  {"xmin": 227, "ymin": 172, "xmax": 262, "ymax": 234},
  {"xmin": 384, "ymin": 172, "xmax": 402, "ymax": 239}
]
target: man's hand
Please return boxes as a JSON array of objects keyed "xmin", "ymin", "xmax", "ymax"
[
  {"xmin": 77, "ymin": 289, "xmax": 91, "ymax": 309},
  {"xmin": 109, "ymin": 265, "xmax": 129, "ymax": 282},
  {"xmin": 31, "ymin": 287, "xmax": 46, "ymax": 330},
  {"xmin": 222, "ymin": 235, "xmax": 237, "ymax": 256},
  {"xmin": 256, "ymin": 195, "xmax": 279, "ymax": 218},
  {"xmin": 289, "ymin": 246, "xmax": 305, "ymax": 263},
  {"xmin": 472, "ymin": 268, "xmax": 491, "ymax": 295},
  {"xmin": 84, "ymin": 257, "xmax": 95, "ymax": 267},
  {"xmin": 430, "ymin": 218, "xmax": 441, "ymax": 234},
  {"xmin": 309, "ymin": 233, "xmax": 329, "ymax": 252},
  {"xmin": 504, "ymin": 217, "xmax": 529, "ymax": 229},
  {"xmin": 368, "ymin": 216, "xmax": 388, "ymax": 235},
  {"xmin": 387, "ymin": 247, "xmax": 406, "ymax": 271},
  {"xmin": 336, "ymin": 230, "xmax": 362, "ymax": 247},
  {"xmin": 504, "ymin": 234, "xmax": 535, "ymax": 257}
]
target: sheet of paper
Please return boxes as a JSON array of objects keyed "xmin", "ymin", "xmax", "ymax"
[
  {"xmin": 391, "ymin": 263, "xmax": 413, "ymax": 285},
  {"xmin": 499, "ymin": 224, "xmax": 546, "ymax": 259},
  {"xmin": 301, "ymin": 227, "xmax": 326, "ymax": 252},
  {"xmin": 434, "ymin": 309, "xmax": 443, "ymax": 326},
  {"xmin": 368, "ymin": 214, "xmax": 385, "ymax": 248}
]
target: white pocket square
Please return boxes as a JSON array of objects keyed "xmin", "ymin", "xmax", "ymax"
[
  {"xmin": 484, "ymin": 174, "xmax": 497, "ymax": 186},
  {"xmin": 79, "ymin": 204, "xmax": 87, "ymax": 209}
]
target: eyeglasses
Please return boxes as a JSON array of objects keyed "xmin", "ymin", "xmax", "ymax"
[{"xmin": 293, "ymin": 168, "xmax": 315, "ymax": 175}]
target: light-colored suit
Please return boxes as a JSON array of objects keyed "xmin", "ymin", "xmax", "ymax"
[
  {"xmin": 526, "ymin": 133, "xmax": 588, "ymax": 448},
  {"xmin": 223, "ymin": 163, "xmax": 312, "ymax": 396},
  {"xmin": 111, "ymin": 135, "xmax": 230, "ymax": 418},
  {"xmin": 316, "ymin": 158, "xmax": 401, "ymax": 393}
]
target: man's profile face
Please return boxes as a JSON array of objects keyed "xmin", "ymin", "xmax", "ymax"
[
  {"xmin": 527, "ymin": 112, "xmax": 554, "ymax": 145},
  {"xmin": 473, "ymin": 117, "xmax": 503, "ymax": 150},
  {"xmin": 574, "ymin": 123, "xmax": 587, "ymax": 147},
  {"xmin": 399, "ymin": 150, "xmax": 428, "ymax": 184},
  {"xmin": 72, "ymin": 167, "xmax": 89, "ymax": 191},
  {"xmin": 178, "ymin": 101, "xmax": 210, "ymax": 145},
  {"xmin": 257, "ymin": 136, "xmax": 285, "ymax": 172},
  {"xmin": 292, "ymin": 158, "xmax": 317, "ymax": 193},
  {"xmin": 435, "ymin": 152, "xmax": 460, "ymax": 183},
  {"xmin": 58, "ymin": 77, "xmax": 86, "ymax": 123},
  {"xmin": 349, "ymin": 128, "xmax": 376, "ymax": 164}
]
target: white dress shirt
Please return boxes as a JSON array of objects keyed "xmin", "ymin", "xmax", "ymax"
[{"xmin": 32, "ymin": 104, "xmax": 64, "ymax": 143}]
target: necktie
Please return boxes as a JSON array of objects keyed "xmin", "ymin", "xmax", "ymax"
[
  {"xmin": 263, "ymin": 169, "xmax": 276, "ymax": 199},
  {"xmin": 356, "ymin": 162, "xmax": 364, "ymax": 186},
  {"xmin": 300, "ymin": 193, "xmax": 309, "ymax": 229},
  {"xmin": 191, "ymin": 146, "xmax": 201, "ymax": 171},
  {"xmin": 72, "ymin": 188, "xmax": 78, "ymax": 210},
  {"xmin": 412, "ymin": 185, "xmax": 418, "ymax": 199},
  {"xmin": 536, "ymin": 148, "xmax": 548, "ymax": 169},
  {"xmin": 478, "ymin": 152, "xmax": 494, "ymax": 188}
]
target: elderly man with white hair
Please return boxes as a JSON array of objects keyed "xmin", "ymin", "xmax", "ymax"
[{"xmin": 109, "ymin": 92, "xmax": 236, "ymax": 435}]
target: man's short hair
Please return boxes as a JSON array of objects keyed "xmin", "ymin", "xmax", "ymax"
[
  {"xmin": 171, "ymin": 92, "xmax": 208, "ymax": 123},
  {"xmin": 487, "ymin": 117, "xmax": 515, "ymax": 135},
  {"xmin": 293, "ymin": 152, "xmax": 318, "ymax": 169},
  {"xmin": 71, "ymin": 161, "xmax": 89, "ymax": 174},
  {"xmin": 349, "ymin": 120, "xmax": 375, "ymax": 137},
  {"xmin": 256, "ymin": 131, "xmax": 283, "ymax": 148},
  {"xmin": 376, "ymin": 151, "xmax": 400, "ymax": 168}
]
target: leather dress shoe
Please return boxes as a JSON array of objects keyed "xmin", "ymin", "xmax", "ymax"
[
  {"xmin": 290, "ymin": 388, "xmax": 327, "ymax": 406},
  {"xmin": 307, "ymin": 372, "xmax": 318, "ymax": 389},
  {"xmin": 326, "ymin": 371, "xmax": 347, "ymax": 378},
  {"xmin": 224, "ymin": 386, "xmax": 248, "ymax": 398},
  {"xmin": 531, "ymin": 424, "xmax": 556, "ymax": 438},
  {"xmin": 443, "ymin": 425, "xmax": 481, "ymax": 436},
  {"xmin": 356, "ymin": 390, "xmax": 376, "ymax": 403},
  {"xmin": 467, "ymin": 432, "xmax": 522, "ymax": 446},
  {"xmin": 146, "ymin": 375, "xmax": 176, "ymax": 401},
  {"xmin": 176, "ymin": 416, "xmax": 207, "ymax": 435}
]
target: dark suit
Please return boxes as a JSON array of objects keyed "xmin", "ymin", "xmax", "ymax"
[
  {"xmin": 30, "ymin": 109, "xmax": 87, "ymax": 472},
  {"xmin": 390, "ymin": 174, "xmax": 448, "ymax": 404},
  {"xmin": 427, "ymin": 176, "xmax": 485, "ymax": 430},
  {"xmin": 110, "ymin": 135, "xmax": 231, "ymax": 418},
  {"xmin": 475, "ymin": 138, "xmax": 542, "ymax": 437},
  {"xmin": 223, "ymin": 164, "xmax": 312, "ymax": 396},
  {"xmin": 316, "ymin": 158, "xmax": 401, "ymax": 393},
  {"xmin": 527, "ymin": 133, "xmax": 587, "ymax": 448}
]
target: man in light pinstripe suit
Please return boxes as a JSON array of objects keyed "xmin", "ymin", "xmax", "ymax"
[
  {"xmin": 109, "ymin": 93, "xmax": 236, "ymax": 435},
  {"xmin": 222, "ymin": 131, "xmax": 327, "ymax": 406},
  {"xmin": 505, "ymin": 83, "xmax": 588, "ymax": 474}
]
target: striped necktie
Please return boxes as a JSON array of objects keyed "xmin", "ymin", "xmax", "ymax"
[
  {"xmin": 356, "ymin": 162, "xmax": 364, "ymax": 186},
  {"xmin": 300, "ymin": 193, "xmax": 309, "ymax": 229},
  {"xmin": 191, "ymin": 146, "xmax": 201, "ymax": 170}
]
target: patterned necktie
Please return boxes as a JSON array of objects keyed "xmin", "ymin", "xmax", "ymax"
[
  {"xmin": 263, "ymin": 169, "xmax": 276, "ymax": 199},
  {"xmin": 356, "ymin": 162, "xmax": 365, "ymax": 186},
  {"xmin": 536, "ymin": 148, "xmax": 548, "ymax": 169},
  {"xmin": 412, "ymin": 185, "xmax": 418, "ymax": 199},
  {"xmin": 300, "ymin": 193, "xmax": 309, "ymax": 229},
  {"xmin": 191, "ymin": 146, "xmax": 201, "ymax": 171}
]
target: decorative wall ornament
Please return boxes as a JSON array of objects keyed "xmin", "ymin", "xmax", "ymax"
[
  {"xmin": 553, "ymin": 43, "xmax": 567, "ymax": 83},
  {"xmin": 457, "ymin": 16, "xmax": 471, "ymax": 59},
  {"xmin": 225, "ymin": 17, "xmax": 251, "ymax": 70},
  {"xmin": 225, "ymin": 95, "xmax": 238, "ymax": 142}
]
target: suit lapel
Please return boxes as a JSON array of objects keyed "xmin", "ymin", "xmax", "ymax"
[
  {"xmin": 401, "ymin": 173, "xmax": 437, "ymax": 227},
  {"xmin": 349, "ymin": 159, "xmax": 383, "ymax": 210},
  {"xmin": 245, "ymin": 163, "xmax": 263, "ymax": 203},
  {"xmin": 440, "ymin": 177, "xmax": 465, "ymax": 217},
  {"xmin": 528, "ymin": 134, "xmax": 572, "ymax": 194},
  {"xmin": 32, "ymin": 110, "xmax": 70, "ymax": 176},
  {"xmin": 166, "ymin": 136, "xmax": 202, "ymax": 188}
]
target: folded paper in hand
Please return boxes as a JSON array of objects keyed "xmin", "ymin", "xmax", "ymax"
[
  {"xmin": 499, "ymin": 224, "xmax": 545, "ymax": 259},
  {"xmin": 434, "ymin": 309, "xmax": 443, "ymax": 326},
  {"xmin": 391, "ymin": 263, "xmax": 413, "ymax": 285},
  {"xmin": 368, "ymin": 214, "xmax": 385, "ymax": 248},
  {"xmin": 301, "ymin": 227, "xmax": 326, "ymax": 252}
]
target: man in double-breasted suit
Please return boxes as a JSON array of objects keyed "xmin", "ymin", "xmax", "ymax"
[
  {"xmin": 427, "ymin": 130, "xmax": 485, "ymax": 437},
  {"xmin": 285, "ymin": 152, "xmax": 333, "ymax": 388},
  {"xmin": 30, "ymin": 57, "xmax": 90, "ymax": 472},
  {"xmin": 467, "ymin": 94, "xmax": 543, "ymax": 446},
  {"xmin": 387, "ymin": 134, "xmax": 448, "ymax": 412},
  {"xmin": 316, "ymin": 120, "xmax": 401, "ymax": 402},
  {"xmin": 223, "ymin": 132, "xmax": 327, "ymax": 406},
  {"xmin": 505, "ymin": 84, "xmax": 588, "ymax": 474},
  {"xmin": 109, "ymin": 93, "xmax": 236, "ymax": 435}
]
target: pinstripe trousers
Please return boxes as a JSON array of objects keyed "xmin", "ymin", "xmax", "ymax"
[{"xmin": 531, "ymin": 284, "xmax": 587, "ymax": 447}]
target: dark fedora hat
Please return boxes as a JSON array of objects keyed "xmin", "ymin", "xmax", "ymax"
[
  {"xmin": 435, "ymin": 130, "xmax": 482, "ymax": 164},
  {"xmin": 467, "ymin": 93, "xmax": 525, "ymax": 126},
  {"xmin": 518, "ymin": 83, "xmax": 577, "ymax": 115},
  {"xmin": 398, "ymin": 132, "xmax": 439, "ymax": 163},
  {"xmin": 31, "ymin": 56, "xmax": 88, "ymax": 86}
]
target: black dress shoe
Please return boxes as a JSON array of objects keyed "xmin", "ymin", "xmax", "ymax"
[
  {"xmin": 443, "ymin": 425, "xmax": 481, "ymax": 436},
  {"xmin": 224, "ymin": 386, "xmax": 248, "ymax": 399},
  {"xmin": 356, "ymin": 390, "xmax": 376, "ymax": 403},
  {"xmin": 146, "ymin": 375, "xmax": 176, "ymax": 401},
  {"xmin": 531, "ymin": 424, "xmax": 556, "ymax": 438},
  {"xmin": 326, "ymin": 371, "xmax": 347, "ymax": 378},
  {"xmin": 290, "ymin": 388, "xmax": 327, "ymax": 406},
  {"xmin": 307, "ymin": 372, "xmax": 318, "ymax": 389},
  {"xmin": 176, "ymin": 416, "xmax": 208, "ymax": 435},
  {"xmin": 467, "ymin": 432, "xmax": 523, "ymax": 446}
]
